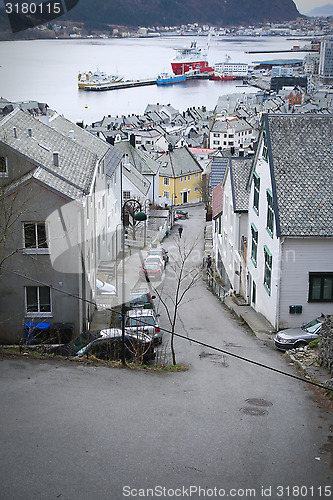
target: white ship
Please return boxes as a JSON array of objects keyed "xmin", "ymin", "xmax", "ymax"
[{"xmin": 78, "ymin": 69, "xmax": 123, "ymax": 89}]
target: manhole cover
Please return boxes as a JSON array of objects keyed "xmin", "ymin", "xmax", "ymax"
[
  {"xmin": 245, "ymin": 398, "xmax": 273, "ymax": 407},
  {"xmin": 240, "ymin": 407, "xmax": 269, "ymax": 416}
]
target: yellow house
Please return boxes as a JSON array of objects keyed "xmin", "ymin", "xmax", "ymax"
[{"xmin": 158, "ymin": 146, "xmax": 203, "ymax": 205}]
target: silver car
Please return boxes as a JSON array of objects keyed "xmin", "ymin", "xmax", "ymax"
[
  {"xmin": 125, "ymin": 309, "xmax": 162, "ymax": 345},
  {"xmin": 274, "ymin": 316, "xmax": 325, "ymax": 351}
]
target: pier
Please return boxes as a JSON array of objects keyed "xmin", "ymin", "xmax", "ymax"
[{"xmin": 82, "ymin": 72, "xmax": 210, "ymax": 91}]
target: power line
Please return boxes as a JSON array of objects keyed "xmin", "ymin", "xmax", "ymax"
[{"xmin": 0, "ymin": 265, "xmax": 332, "ymax": 392}]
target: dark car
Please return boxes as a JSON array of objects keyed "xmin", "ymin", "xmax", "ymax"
[
  {"xmin": 76, "ymin": 329, "xmax": 155, "ymax": 363},
  {"xmin": 49, "ymin": 330, "xmax": 100, "ymax": 357},
  {"xmin": 274, "ymin": 316, "xmax": 324, "ymax": 351},
  {"xmin": 127, "ymin": 289, "xmax": 156, "ymax": 311}
]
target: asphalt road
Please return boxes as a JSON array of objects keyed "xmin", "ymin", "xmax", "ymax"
[{"xmin": 1, "ymin": 205, "xmax": 332, "ymax": 500}]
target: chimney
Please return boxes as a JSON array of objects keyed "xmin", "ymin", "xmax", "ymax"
[
  {"xmin": 130, "ymin": 134, "xmax": 136, "ymax": 147},
  {"xmin": 28, "ymin": 128, "xmax": 32, "ymax": 137},
  {"xmin": 13, "ymin": 127, "xmax": 17, "ymax": 138},
  {"xmin": 53, "ymin": 152, "xmax": 59, "ymax": 167},
  {"xmin": 69, "ymin": 130, "xmax": 75, "ymax": 140}
]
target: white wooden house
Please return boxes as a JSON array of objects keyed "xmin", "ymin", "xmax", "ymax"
[
  {"xmin": 246, "ymin": 114, "xmax": 333, "ymax": 330},
  {"xmin": 213, "ymin": 157, "xmax": 252, "ymax": 297}
]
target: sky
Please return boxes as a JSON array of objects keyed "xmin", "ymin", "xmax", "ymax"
[{"xmin": 293, "ymin": 0, "xmax": 332, "ymax": 14}]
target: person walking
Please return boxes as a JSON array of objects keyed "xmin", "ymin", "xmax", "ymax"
[
  {"xmin": 206, "ymin": 254, "xmax": 212, "ymax": 274},
  {"xmin": 178, "ymin": 226, "xmax": 183, "ymax": 238}
]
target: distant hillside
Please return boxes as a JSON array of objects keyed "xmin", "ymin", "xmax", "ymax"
[
  {"xmin": 307, "ymin": 4, "xmax": 333, "ymax": 17},
  {"xmin": 64, "ymin": 0, "xmax": 300, "ymax": 28}
]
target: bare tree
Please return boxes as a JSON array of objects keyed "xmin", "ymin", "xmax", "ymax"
[
  {"xmin": 149, "ymin": 236, "xmax": 202, "ymax": 365},
  {"xmin": 196, "ymin": 173, "xmax": 211, "ymax": 211}
]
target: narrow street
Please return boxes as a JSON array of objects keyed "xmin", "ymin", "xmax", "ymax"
[{"xmin": 0, "ymin": 205, "xmax": 332, "ymax": 500}]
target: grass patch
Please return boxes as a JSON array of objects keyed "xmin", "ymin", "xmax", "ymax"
[{"xmin": 0, "ymin": 346, "xmax": 187, "ymax": 372}]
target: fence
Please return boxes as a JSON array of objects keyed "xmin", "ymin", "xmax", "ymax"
[{"xmin": 202, "ymin": 259, "xmax": 227, "ymax": 303}]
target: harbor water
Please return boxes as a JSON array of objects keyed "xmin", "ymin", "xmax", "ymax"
[{"xmin": 0, "ymin": 36, "xmax": 308, "ymax": 124}]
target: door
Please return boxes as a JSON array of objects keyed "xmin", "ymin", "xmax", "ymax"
[{"xmin": 183, "ymin": 191, "xmax": 188, "ymax": 203}]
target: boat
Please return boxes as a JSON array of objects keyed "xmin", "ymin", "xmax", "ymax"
[
  {"xmin": 78, "ymin": 69, "xmax": 123, "ymax": 89},
  {"xmin": 156, "ymin": 73, "xmax": 186, "ymax": 85},
  {"xmin": 171, "ymin": 41, "xmax": 213, "ymax": 75},
  {"xmin": 209, "ymin": 74, "xmax": 236, "ymax": 81}
]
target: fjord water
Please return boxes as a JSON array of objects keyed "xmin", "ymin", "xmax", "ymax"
[{"xmin": 0, "ymin": 36, "xmax": 304, "ymax": 124}]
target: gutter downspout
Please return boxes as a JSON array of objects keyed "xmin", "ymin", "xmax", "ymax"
[{"xmin": 275, "ymin": 237, "xmax": 284, "ymax": 331}]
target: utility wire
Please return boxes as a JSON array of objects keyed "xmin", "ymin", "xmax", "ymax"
[{"xmin": 0, "ymin": 265, "xmax": 332, "ymax": 392}]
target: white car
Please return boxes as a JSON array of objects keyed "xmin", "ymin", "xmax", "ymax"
[
  {"xmin": 125, "ymin": 309, "xmax": 162, "ymax": 345},
  {"xmin": 96, "ymin": 278, "xmax": 116, "ymax": 295}
]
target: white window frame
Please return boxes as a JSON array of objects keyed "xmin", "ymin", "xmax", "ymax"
[
  {"xmin": 0, "ymin": 156, "xmax": 8, "ymax": 177},
  {"xmin": 25, "ymin": 286, "xmax": 52, "ymax": 317},
  {"xmin": 22, "ymin": 222, "xmax": 49, "ymax": 255}
]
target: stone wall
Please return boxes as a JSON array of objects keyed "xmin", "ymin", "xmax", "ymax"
[{"xmin": 318, "ymin": 315, "xmax": 333, "ymax": 375}]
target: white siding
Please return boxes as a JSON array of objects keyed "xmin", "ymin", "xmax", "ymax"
[
  {"xmin": 247, "ymin": 149, "xmax": 280, "ymax": 328},
  {"xmin": 279, "ymin": 238, "xmax": 333, "ymax": 329}
]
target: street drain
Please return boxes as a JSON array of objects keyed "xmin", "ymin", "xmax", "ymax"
[
  {"xmin": 245, "ymin": 398, "xmax": 273, "ymax": 407},
  {"xmin": 240, "ymin": 407, "xmax": 269, "ymax": 416}
]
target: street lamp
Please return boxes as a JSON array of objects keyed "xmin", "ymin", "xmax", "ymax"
[{"xmin": 121, "ymin": 199, "xmax": 147, "ymax": 365}]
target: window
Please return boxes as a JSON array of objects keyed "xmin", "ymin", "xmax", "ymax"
[
  {"xmin": 263, "ymin": 130, "xmax": 268, "ymax": 161},
  {"xmin": 163, "ymin": 191, "xmax": 169, "ymax": 198},
  {"xmin": 163, "ymin": 177, "xmax": 169, "ymax": 186},
  {"xmin": 25, "ymin": 286, "xmax": 51, "ymax": 314},
  {"xmin": 123, "ymin": 191, "xmax": 131, "ymax": 200},
  {"xmin": 194, "ymin": 173, "xmax": 199, "ymax": 178},
  {"xmin": 188, "ymin": 175, "xmax": 190, "ymax": 180},
  {"xmin": 0, "ymin": 156, "xmax": 8, "ymax": 177},
  {"xmin": 266, "ymin": 190, "xmax": 274, "ymax": 236},
  {"xmin": 194, "ymin": 186, "xmax": 199, "ymax": 192},
  {"xmin": 251, "ymin": 224, "xmax": 258, "ymax": 266},
  {"xmin": 213, "ymin": 133, "xmax": 220, "ymax": 137},
  {"xmin": 213, "ymin": 141, "xmax": 219, "ymax": 145},
  {"xmin": 309, "ymin": 273, "xmax": 333, "ymax": 302},
  {"xmin": 180, "ymin": 177, "xmax": 183, "ymax": 182},
  {"xmin": 253, "ymin": 172, "xmax": 260, "ymax": 214},
  {"xmin": 264, "ymin": 246, "xmax": 272, "ymax": 294},
  {"xmin": 24, "ymin": 222, "xmax": 48, "ymax": 249}
]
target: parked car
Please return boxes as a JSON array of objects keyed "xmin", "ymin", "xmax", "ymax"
[
  {"xmin": 147, "ymin": 247, "xmax": 169, "ymax": 264},
  {"xmin": 125, "ymin": 309, "xmax": 162, "ymax": 345},
  {"xmin": 145, "ymin": 254, "xmax": 165, "ymax": 269},
  {"xmin": 175, "ymin": 209, "xmax": 188, "ymax": 219},
  {"xmin": 127, "ymin": 289, "xmax": 156, "ymax": 312},
  {"xmin": 96, "ymin": 278, "xmax": 116, "ymax": 295},
  {"xmin": 76, "ymin": 328, "xmax": 155, "ymax": 363},
  {"xmin": 274, "ymin": 316, "xmax": 325, "ymax": 351},
  {"xmin": 141, "ymin": 262, "xmax": 163, "ymax": 280},
  {"xmin": 49, "ymin": 330, "xmax": 100, "ymax": 356}
]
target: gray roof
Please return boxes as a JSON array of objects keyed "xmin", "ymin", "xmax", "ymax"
[
  {"xmin": 211, "ymin": 152, "xmax": 229, "ymax": 189},
  {"xmin": 156, "ymin": 146, "xmax": 203, "ymax": 178},
  {"xmin": 229, "ymin": 157, "xmax": 252, "ymax": 212},
  {"xmin": 115, "ymin": 141, "xmax": 160, "ymax": 175},
  {"xmin": 50, "ymin": 114, "xmax": 110, "ymax": 160},
  {"xmin": 264, "ymin": 114, "xmax": 333, "ymax": 237},
  {"xmin": 0, "ymin": 109, "xmax": 97, "ymax": 200}
]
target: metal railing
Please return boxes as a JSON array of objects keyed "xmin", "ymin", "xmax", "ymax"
[{"xmin": 202, "ymin": 259, "xmax": 227, "ymax": 303}]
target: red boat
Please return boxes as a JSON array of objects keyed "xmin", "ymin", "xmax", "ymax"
[
  {"xmin": 171, "ymin": 41, "xmax": 213, "ymax": 75},
  {"xmin": 209, "ymin": 74, "xmax": 236, "ymax": 81}
]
